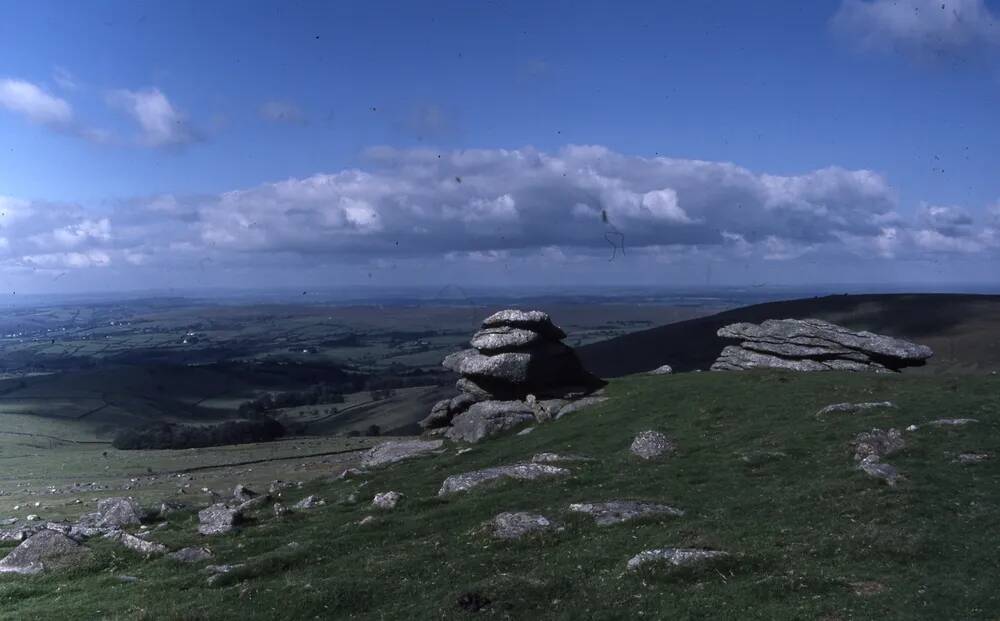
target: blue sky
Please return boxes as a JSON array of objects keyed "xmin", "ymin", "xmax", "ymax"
[{"xmin": 1, "ymin": 0, "xmax": 999, "ymax": 293}]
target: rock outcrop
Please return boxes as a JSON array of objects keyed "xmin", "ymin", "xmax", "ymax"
[
  {"xmin": 630, "ymin": 431, "xmax": 674, "ymax": 460},
  {"xmin": 198, "ymin": 504, "xmax": 242, "ymax": 536},
  {"xmin": 710, "ymin": 319, "xmax": 932, "ymax": 373},
  {"xmin": 424, "ymin": 309, "xmax": 606, "ymax": 441}
]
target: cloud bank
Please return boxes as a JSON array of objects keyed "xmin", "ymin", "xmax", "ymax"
[
  {"xmin": 832, "ymin": 0, "xmax": 1000, "ymax": 62},
  {"xmin": 2, "ymin": 145, "xmax": 998, "ymax": 285}
]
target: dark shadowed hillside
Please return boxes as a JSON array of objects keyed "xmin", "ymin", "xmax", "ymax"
[{"xmin": 577, "ymin": 293, "xmax": 1000, "ymax": 377}]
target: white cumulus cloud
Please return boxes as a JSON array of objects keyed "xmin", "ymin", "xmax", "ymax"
[{"xmin": 108, "ymin": 88, "xmax": 198, "ymax": 148}]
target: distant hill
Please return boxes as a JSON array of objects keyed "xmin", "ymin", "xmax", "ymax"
[{"xmin": 577, "ymin": 293, "xmax": 1000, "ymax": 377}]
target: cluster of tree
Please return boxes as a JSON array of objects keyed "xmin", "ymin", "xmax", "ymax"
[
  {"xmin": 112, "ymin": 417, "xmax": 285, "ymax": 450},
  {"xmin": 237, "ymin": 384, "xmax": 346, "ymax": 416}
]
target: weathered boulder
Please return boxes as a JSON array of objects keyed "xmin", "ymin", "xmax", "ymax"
[
  {"xmin": 420, "ymin": 393, "xmax": 477, "ymax": 430},
  {"xmin": 483, "ymin": 512, "xmax": 558, "ymax": 540},
  {"xmin": 956, "ymin": 452, "xmax": 990, "ymax": 465},
  {"xmin": 438, "ymin": 463, "xmax": 570, "ymax": 496},
  {"xmin": 96, "ymin": 497, "xmax": 144, "ymax": 528},
  {"xmin": 626, "ymin": 548, "xmax": 729, "ymax": 572},
  {"xmin": 630, "ymin": 431, "xmax": 674, "ymax": 460},
  {"xmin": 445, "ymin": 400, "xmax": 536, "ymax": 443},
  {"xmin": 168, "ymin": 546, "xmax": 213, "ymax": 563},
  {"xmin": 711, "ymin": 319, "xmax": 932, "ymax": 372},
  {"xmin": 372, "ymin": 491, "xmax": 402, "ymax": 510},
  {"xmin": 361, "ymin": 439, "xmax": 444, "ymax": 468},
  {"xmin": 568, "ymin": 501, "xmax": 684, "ymax": 526},
  {"xmin": 197, "ymin": 504, "xmax": 242, "ymax": 536},
  {"xmin": 648, "ymin": 364, "xmax": 673, "ymax": 375},
  {"xmin": 816, "ymin": 401, "xmax": 895, "ymax": 416},
  {"xmin": 0, "ymin": 530, "xmax": 91, "ymax": 574}
]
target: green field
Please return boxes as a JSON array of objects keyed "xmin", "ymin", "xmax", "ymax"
[{"xmin": 2, "ymin": 370, "xmax": 998, "ymax": 619}]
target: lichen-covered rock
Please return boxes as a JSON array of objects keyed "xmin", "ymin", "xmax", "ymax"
[
  {"xmin": 852, "ymin": 428, "xmax": 905, "ymax": 462},
  {"xmin": 0, "ymin": 530, "xmax": 92, "ymax": 574},
  {"xmin": 483, "ymin": 512, "xmax": 557, "ymax": 539},
  {"xmin": 630, "ymin": 431, "xmax": 674, "ymax": 460},
  {"xmin": 626, "ymin": 548, "xmax": 729, "ymax": 572},
  {"xmin": 445, "ymin": 400, "xmax": 536, "ymax": 443},
  {"xmin": 197, "ymin": 504, "xmax": 242, "ymax": 536},
  {"xmin": 438, "ymin": 463, "xmax": 570, "ymax": 496},
  {"xmin": 816, "ymin": 401, "xmax": 895, "ymax": 416},
  {"xmin": 361, "ymin": 439, "xmax": 444, "ymax": 468},
  {"xmin": 372, "ymin": 491, "xmax": 402, "ymax": 510},
  {"xmin": 568, "ymin": 501, "xmax": 684, "ymax": 526}
]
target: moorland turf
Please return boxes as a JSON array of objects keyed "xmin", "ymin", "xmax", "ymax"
[{"xmin": 2, "ymin": 370, "xmax": 999, "ymax": 620}]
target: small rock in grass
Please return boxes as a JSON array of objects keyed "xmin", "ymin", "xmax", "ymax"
[
  {"xmin": 516, "ymin": 426, "xmax": 535, "ymax": 436},
  {"xmin": 372, "ymin": 491, "xmax": 402, "ymax": 510},
  {"xmin": 630, "ymin": 431, "xmax": 674, "ymax": 460},
  {"xmin": 483, "ymin": 512, "xmax": 557, "ymax": 540},
  {"xmin": 336, "ymin": 468, "xmax": 364, "ymax": 480},
  {"xmin": 626, "ymin": 548, "xmax": 728, "ymax": 572},
  {"xmin": 816, "ymin": 401, "xmax": 895, "ymax": 416},
  {"xmin": 198, "ymin": 504, "xmax": 242, "ymax": 536},
  {"xmin": 96, "ymin": 497, "xmax": 144, "ymax": 529},
  {"xmin": 926, "ymin": 418, "xmax": 978, "ymax": 427},
  {"xmin": 272, "ymin": 503, "xmax": 289, "ymax": 517},
  {"xmin": 648, "ymin": 364, "xmax": 673, "ymax": 375},
  {"xmin": 358, "ymin": 515, "xmax": 376, "ymax": 526},
  {"xmin": 361, "ymin": 440, "xmax": 444, "ymax": 468},
  {"xmin": 852, "ymin": 428, "xmax": 904, "ymax": 462},
  {"xmin": 233, "ymin": 484, "xmax": 258, "ymax": 503},
  {"xmin": 568, "ymin": 501, "xmax": 684, "ymax": 526},
  {"xmin": 857, "ymin": 456, "xmax": 901, "ymax": 486},
  {"xmin": 109, "ymin": 532, "xmax": 168, "ymax": 556},
  {"xmin": 293, "ymin": 495, "xmax": 324, "ymax": 510},
  {"xmin": 956, "ymin": 452, "xmax": 990, "ymax": 465},
  {"xmin": 438, "ymin": 463, "xmax": 570, "ymax": 496},
  {"xmin": 531, "ymin": 452, "xmax": 593, "ymax": 464},
  {"xmin": 168, "ymin": 546, "xmax": 213, "ymax": 563}
]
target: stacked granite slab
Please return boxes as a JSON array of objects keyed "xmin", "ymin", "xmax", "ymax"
[
  {"xmin": 710, "ymin": 318, "xmax": 932, "ymax": 373},
  {"xmin": 421, "ymin": 309, "xmax": 606, "ymax": 442}
]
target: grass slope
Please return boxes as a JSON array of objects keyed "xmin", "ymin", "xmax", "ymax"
[
  {"xmin": 577, "ymin": 293, "xmax": 1000, "ymax": 377},
  {"xmin": 2, "ymin": 371, "xmax": 999, "ymax": 619}
]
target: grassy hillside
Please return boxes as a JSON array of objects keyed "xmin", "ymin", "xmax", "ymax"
[
  {"xmin": 578, "ymin": 293, "xmax": 1000, "ymax": 377},
  {"xmin": 2, "ymin": 370, "xmax": 998, "ymax": 619}
]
